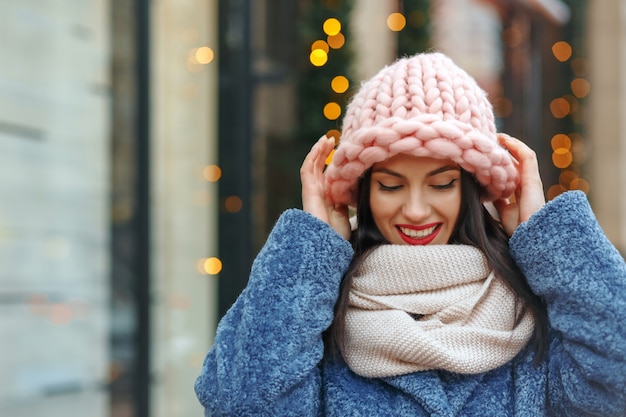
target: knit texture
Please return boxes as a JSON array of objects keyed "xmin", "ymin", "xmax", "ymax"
[
  {"xmin": 343, "ymin": 245, "xmax": 534, "ymax": 377},
  {"xmin": 325, "ymin": 52, "xmax": 518, "ymax": 206}
]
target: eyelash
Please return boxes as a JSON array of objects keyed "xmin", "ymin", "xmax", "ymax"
[
  {"xmin": 432, "ymin": 179, "xmax": 458, "ymax": 190},
  {"xmin": 377, "ymin": 179, "xmax": 458, "ymax": 192},
  {"xmin": 377, "ymin": 181, "xmax": 401, "ymax": 191}
]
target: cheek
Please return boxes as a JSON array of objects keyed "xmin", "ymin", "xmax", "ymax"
[
  {"xmin": 442, "ymin": 190, "xmax": 462, "ymax": 223},
  {"xmin": 369, "ymin": 191, "xmax": 395, "ymax": 226}
]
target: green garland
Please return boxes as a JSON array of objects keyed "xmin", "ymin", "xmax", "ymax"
[{"xmin": 296, "ymin": 0, "xmax": 355, "ymax": 144}]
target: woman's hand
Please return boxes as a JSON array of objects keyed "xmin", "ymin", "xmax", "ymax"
[
  {"xmin": 494, "ymin": 134, "xmax": 546, "ymax": 237},
  {"xmin": 300, "ymin": 136, "xmax": 351, "ymax": 240}
]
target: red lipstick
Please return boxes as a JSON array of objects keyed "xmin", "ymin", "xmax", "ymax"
[{"xmin": 396, "ymin": 223, "xmax": 441, "ymax": 245}]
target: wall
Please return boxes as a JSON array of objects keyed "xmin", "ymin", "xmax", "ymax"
[
  {"xmin": 0, "ymin": 0, "xmax": 111, "ymax": 416},
  {"xmin": 150, "ymin": 0, "xmax": 219, "ymax": 416},
  {"xmin": 588, "ymin": 0, "xmax": 626, "ymax": 253}
]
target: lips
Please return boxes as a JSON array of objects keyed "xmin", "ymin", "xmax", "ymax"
[{"xmin": 396, "ymin": 223, "xmax": 442, "ymax": 245}]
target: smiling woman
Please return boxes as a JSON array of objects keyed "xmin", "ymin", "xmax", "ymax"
[{"xmin": 195, "ymin": 52, "xmax": 626, "ymax": 417}]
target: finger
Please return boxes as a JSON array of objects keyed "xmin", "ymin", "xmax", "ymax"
[
  {"xmin": 315, "ymin": 135, "xmax": 334, "ymax": 172},
  {"xmin": 493, "ymin": 198, "xmax": 520, "ymax": 237},
  {"xmin": 498, "ymin": 133, "xmax": 540, "ymax": 173},
  {"xmin": 301, "ymin": 136, "xmax": 327, "ymax": 178}
]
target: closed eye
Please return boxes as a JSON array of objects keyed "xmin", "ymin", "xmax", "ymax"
[
  {"xmin": 377, "ymin": 181, "xmax": 402, "ymax": 191},
  {"xmin": 431, "ymin": 178, "xmax": 458, "ymax": 190}
]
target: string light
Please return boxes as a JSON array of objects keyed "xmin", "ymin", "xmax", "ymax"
[
  {"xmin": 327, "ymin": 33, "xmax": 345, "ymax": 49},
  {"xmin": 331, "ymin": 75, "xmax": 349, "ymax": 93},
  {"xmin": 203, "ymin": 165, "xmax": 222, "ymax": 182},
  {"xmin": 552, "ymin": 41, "xmax": 572, "ymax": 62},
  {"xmin": 195, "ymin": 47, "xmax": 215, "ymax": 64},
  {"xmin": 323, "ymin": 18, "xmax": 342, "ymax": 36},
  {"xmin": 570, "ymin": 78, "xmax": 590, "ymax": 98},
  {"xmin": 198, "ymin": 257, "xmax": 222, "ymax": 275},
  {"xmin": 310, "ymin": 49, "xmax": 328, "ymax": 66},
  {"xmin": 224, "ymin": 196, "xmax": 243, "ymax": 213},
  {"xmin": 323, "ymin": 102, "xmax": 341, "ymax": 120},
  {"xmin": 387, "ymin": 13, "xmax": 406, "ymax": 31},
  {"xmin": 550, "ymin": 97, "xmax": 570, "ymax": 118}
]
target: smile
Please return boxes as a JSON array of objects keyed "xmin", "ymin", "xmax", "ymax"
[{"xmin": 396, "ymin": 223, "xmax": 441, "ymax": 245}]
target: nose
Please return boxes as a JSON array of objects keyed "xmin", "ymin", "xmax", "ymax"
[{"xmin": 402, "ymin": 190, "xmax": 431, "ymax": 222}]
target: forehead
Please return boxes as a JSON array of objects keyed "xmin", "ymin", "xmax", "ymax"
[{"xmin": 372, "ymin": 154, "xmax": 459, "ymax": 174}]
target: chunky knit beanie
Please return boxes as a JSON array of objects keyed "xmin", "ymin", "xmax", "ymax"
[{"xmin": 324, "ymin": 52, "xmax": 518, "ymax": 206}]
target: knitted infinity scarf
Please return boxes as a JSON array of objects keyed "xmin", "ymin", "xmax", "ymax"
[{"xmin": 342, "ymin": 244, "xmax": 535, "ymax": 378}]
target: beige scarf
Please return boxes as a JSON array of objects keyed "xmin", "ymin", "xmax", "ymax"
[{"xmin": 342, "ymin": 244, "xmax": 535, "ymax": 378}]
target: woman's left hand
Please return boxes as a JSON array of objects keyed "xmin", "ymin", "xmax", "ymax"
[{"xmin": 494, "ymin": 134, "xmax": 546, "ymax": 237}]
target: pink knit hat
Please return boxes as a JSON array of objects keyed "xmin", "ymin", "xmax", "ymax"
[{"xmin": 324, "ymin": 52, "xmax": 518, "ymax": 206}]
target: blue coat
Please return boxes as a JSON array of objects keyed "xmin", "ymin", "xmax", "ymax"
[{"xmin": 195, "ymin": 191, "xmax": 626, "ymax": 416}]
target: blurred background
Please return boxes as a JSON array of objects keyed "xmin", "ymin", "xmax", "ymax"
[{"xmin": 0, "ymin": 0, "xmax": 624, "ymax": 416}]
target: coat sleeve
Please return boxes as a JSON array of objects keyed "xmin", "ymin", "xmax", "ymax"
[
  {"xmin": 509, "ymin": 191, "xmax": 626, "ymax": 416},
  {"xmin": 194, "ymin": 209, "xmax": 354, "ymax": 417}
]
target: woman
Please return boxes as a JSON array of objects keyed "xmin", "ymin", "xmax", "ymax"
[{"xmin": 195, "ymin": 53, "xmax": 626, "ymax": 416}]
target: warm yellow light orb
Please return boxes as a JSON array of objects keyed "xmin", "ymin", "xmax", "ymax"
[
  {"xmin": 323, "ymin": 18, "xmax": 342, "ymax": 36},
  {"xmin": 323, "ymin": 102, "xmax": 342, "ymax": 120},
  {"xmin": 310, "ymin": 49, "xmax": 328, "ymax": 67},
  {"xmin": 203, "ymin": 165, "xmax": 222, "ymax": 182},
  {"xmin": 552, "ymin": 41, "xmax": 572, "ymax": 62},
  {"xmin": 195, "ymin": 47, "xmax": 215, "ymax": 64},
  {"xmin": 327, "ymin": 33, "xmax": 345, "ymax": 49},
  {"xmin": 551, "ymin": 134, "xmax": 571, "ymax": 151},
  {"xmin": 571, "ymin": 78, "xmax": 590, "ymax": 98},
  {"xmin": 387, "ymin": 13, "xmax": 406, "ymax": 32},
  {"xmin": 331, "ymin": 75, "xmax": 349, "ymax": 93},
  {"xmin": 550, "ymin": 97, "xmax": 570, "ymax": 118},
  {"xmin": 552, "ymin": 148, "xmax": 573, "ymax": 168},
  {"xmin": 203, "ymin": 257, "xmax": 223, "ymax": 275},
  {"xmin": 311, "ymin": 40, "xmax": 329, "ymax": 53}
]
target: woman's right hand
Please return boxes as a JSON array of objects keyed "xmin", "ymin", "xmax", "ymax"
[{"xmin": 300, "ymin": 135, "xmax": 351, "ymax": 240}]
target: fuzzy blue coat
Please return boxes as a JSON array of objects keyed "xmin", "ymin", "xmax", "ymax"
[{"xmin": 195, "ymin": 191, "xmax": 626, "ymax": 416}]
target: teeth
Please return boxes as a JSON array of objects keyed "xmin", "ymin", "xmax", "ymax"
[{"xmin": 400, "ymin": 225, "xmax": 437, "ymax": 238}]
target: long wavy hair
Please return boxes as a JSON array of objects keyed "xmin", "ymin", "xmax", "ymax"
[{"xmin": 324, "ymin": 168, "xmax": 549, "ymax": 364}]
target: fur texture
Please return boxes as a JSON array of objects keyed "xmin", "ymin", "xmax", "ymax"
[{"xmin": 195, "ymin": 191, "xmax": 626, "ymax": 416}]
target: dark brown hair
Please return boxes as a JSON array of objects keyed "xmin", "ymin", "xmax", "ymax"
[{"xmin": 325, "ymin": 168, "xmax": 549, "ymax": 364}]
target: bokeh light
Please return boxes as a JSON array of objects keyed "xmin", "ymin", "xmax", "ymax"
[
  {"xmin": 198, "ymin": 257, "xmax": 222, "ymax": 275},
  {"xmin": 570, "ymin": 177, "xmax": 590, "ymax": 193},
  {"xmin": 327, "ymin": 33, "xmax": 345, "ymax": 49},
  {"xmin": 310, "ymin": 49, "xmax": 328, "ymax": 66},
  {"xmin": 325, "ymin": 148, "xmax": 335, "ymax": 165},
  {"xmin": 559, "ymin": 170, "xmax": 578, "ymax": 187},
  {"xmin": 195, "ymin": 47, "xmax": 215, "ymax": 64},
  {"xmin": 311, "ymin": 40, "xmax": 329, "ymax": 53},
  {"xmin": 571, "ymin": 58, "xmax": 589, "ymax": 77},
  {"xmin": 552, "ymin": 148, "xmax": 573, "ymax": 168},
  {"xmin": 326, "ymin": 129, "xmax": 341, "ymax": 143},
  {"xmin": 550, "ymin": 97, "xmax": 571, "ymax": 118},
  {"xmin": 551, "ymin": 134, "xmax": 572, "ymax": 151},
  {"xmin": 203, "ymin": 164, "xmax": 222, "ymax": 182},
  {"xmin": 331, "ymin": 75, "xmax": 349, "ymax": 93},
  {"xmin": 387, "ymin": 13, "xmax": 406, "ymax": 31},
  {"xmin": 323, "ymin": 18, "xmax": 341, "ymax": 36},
  {"xmin": 224, "ymin": 196, "xmax": 243, "ymax": 213},
  {"xmin": 323, "ymin": 102, "xmax": 342, "ymax": 120},
  {"xmin": 547, "ymin": 184, "xmax": 567, "ymax": 200},
  {"xmin": 552, "ymin": 41, "xmax": 572, "ymax": 62},
  {"xmin": 571, "ymin": 78, "xmax": 590, "ymax": 98}
]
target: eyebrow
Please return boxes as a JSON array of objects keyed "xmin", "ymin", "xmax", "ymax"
[{"xmin": 372, "ymin": 165, "xmax": 460, "ymax": 178}]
